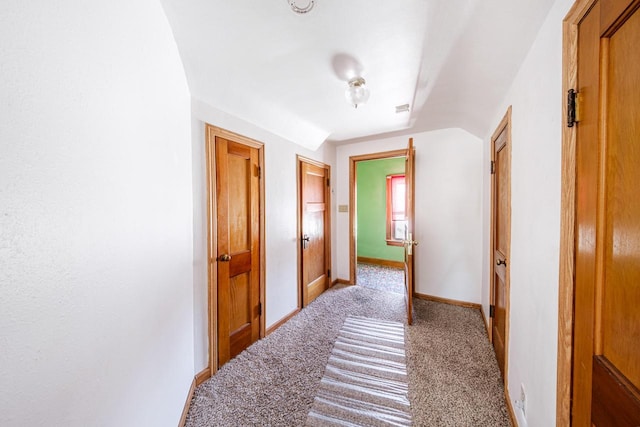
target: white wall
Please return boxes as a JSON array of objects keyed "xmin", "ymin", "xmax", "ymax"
[
  {"xmin": 480, "ymin": 0, "xmax": 573, "ymax": 425},
  {"xmin": 191, "ymin": 117, "xmax": 209, "ymax": 375},
  {"xmin": 190, "ymin": 99, "xmax": 336, "ymax": 373},
  {"xmin": 0, "ymin": 1, "xmax": 194, "ymax": 426},
  {"xmin": 336, "ymin": 128, "xmax": 483, "ymax": 304}
]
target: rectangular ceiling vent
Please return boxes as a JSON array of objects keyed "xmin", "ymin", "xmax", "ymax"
[{"xmin": 395, "ymin": 104, "xmax": 410, "ymax": 113}]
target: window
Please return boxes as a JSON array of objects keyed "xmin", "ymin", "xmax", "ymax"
[{"xmin": 386, "ymin": 174, "xmax": 407, "ymax": 245}]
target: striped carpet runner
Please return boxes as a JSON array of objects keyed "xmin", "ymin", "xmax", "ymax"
[{"xmin": 306, "ymin": 316, "xmax": 412, "ymax": 426}]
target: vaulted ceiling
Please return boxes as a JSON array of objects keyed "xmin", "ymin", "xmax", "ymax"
[{"xmin": 160, "ymin": 0, "xmax": 556, "ymax": 149}]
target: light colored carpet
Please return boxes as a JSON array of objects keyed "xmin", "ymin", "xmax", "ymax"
[
  {"xmin": 185, "ymin": 285, "xmax": 510, "ymax": 426},
  {"xmin": 357, "ymin": 263, "xmax": 404, "ymax": 294},
  {"xmin": 306, "ymin": 316, "xmax": 411, "ymax": 426}
]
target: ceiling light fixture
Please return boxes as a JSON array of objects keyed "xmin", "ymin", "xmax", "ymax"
[
  {"xmin": 288, "ymin": 0, "xmax": 315, "ymax": 14},
  {"xmin": 345, "ymin": 77, "xmax": 370, "ymax": 109}
]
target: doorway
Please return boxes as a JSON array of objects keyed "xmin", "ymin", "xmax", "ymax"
[
  {"xmin": 558, "ymin": 0, "xmax": 640, "ymax": 424},
  {"xmin": 348, "ymin": 150, "xmax": 406, "ymax": 288},
  {"xmin": 489, "ymin": 107, "xmax": 512, "ymax": 383},
  {"xmin": 205, "ymin": 125, "xmax": 265, "ymax": 372},
  {"xmin": 297, "ymin": 156, "xmax": 331, "ymax": 308}
]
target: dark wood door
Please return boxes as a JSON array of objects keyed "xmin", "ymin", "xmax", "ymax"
[
  {"xmin": 573, "ymin": 1, "xmax": 640, "ymax": 424},
  {"xmin": 403, "ymin": 138, "xmax": 416, "ymax": 325},
  {"xmin": 300, "ymin": 160, "xmax": 330, "ymax": 306},
  {"xmin": 491, "ymin": 112, "xmax": 510, "ymax": 379},
  {"xmin": 216, "ymin": 137, "xmax": 260, "ymax": 366}
]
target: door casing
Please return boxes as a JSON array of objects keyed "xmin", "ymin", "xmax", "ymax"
[
  {"xmin": 297, "ymin": 156, "xmax": 332, "ymax": 308},
  {"xmin": 489, "ymin": 107, "xmax": 512, "ymax": 387},
  {"xmin": 348, "ymin": 149, "xmax": 407, "ymax": 285},
  {"xmin": 205, "ymin": 124, "xmax": 265, "ymax": 375},
  {"xmin": 558, "ymin": 3, "xmax": 594, "ymax": 422},
  {"xmin": 557, "ymin": 0, "xmax": 640, "ymax": 424}
]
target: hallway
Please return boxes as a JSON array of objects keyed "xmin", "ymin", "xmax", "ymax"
[
  {"xmin": 185, "ymin": 285, "xmax": 509, "ymax": 426},
  {"xmin": 2, "ymin": 0, "xmax": 582, "ymax": 424}
]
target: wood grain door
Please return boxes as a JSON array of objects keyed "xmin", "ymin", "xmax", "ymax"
[
  {"xmin": 216, "ymin": 137, "xmax": 261, "ymax": 367},
  {"xmin": 573, "ymin": 1, "xmax": 640, "ymax": 424},
  {"xmin": 300, "ymin": 158, "xmax": 330, "ymax": 307},
  {"xmin": 490, "ymin": 110, "xmax": 511, "ymax": 379},
  {"xmin": 403, "ymin": 138, "xmax": 416, "ymax": 325}
]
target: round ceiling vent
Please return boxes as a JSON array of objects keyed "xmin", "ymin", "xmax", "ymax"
[{"xmin": 287, "ymin": 0, "xmax": 315, "ymax": 14}]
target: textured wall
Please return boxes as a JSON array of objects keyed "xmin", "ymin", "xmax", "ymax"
[
  {"xmin": 356, "ymin": 158, "xmax": 405, "ymax": 262},
  {"xmin": 336, "ymin": 129, "xmax": 483, "ymax": 303},
  {"xmin": 480, "ymin": 0, "xmax": 573, "ymax": 424},
  {"xmin": 0, "ymin": 1, "xmax": 194, "ymax": 425}
]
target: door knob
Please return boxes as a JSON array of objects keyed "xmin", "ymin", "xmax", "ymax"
[
  {"xmin": 404, "ymin": 233, "xmax": 419, "ymax": 255},
  {"xmin": 218, "ymin": 254, "xmax": 232, "ymax": 262},
  {"xmin": 403, "ymin": 232, "xmax": 419, "ymax": 246},
  {"xmin": 496, "ymin": 259, "xmax": 507, "ymax": 266}
]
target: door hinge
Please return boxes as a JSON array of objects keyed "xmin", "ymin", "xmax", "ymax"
[
  {"xmin": 257, "ymin": 166, "xmax": 262, "ymax": 179},
  {"xmin": 327, "ymin": 178, "xmax": 330, "ymax": 187},
  {"xmin": 490, "ymin": 160, "xmax": 496, "ymax": 175},
  {"xmin": 489, "ymin": 304, "xmax": 495, "ymax": 318},
  {"xmin": 567, "ymin": 89, "xmax": 582, "ymax": 127},
  {"xmin": 258, "ymin": 302, "xmax": 262, "ymax": 317},
  {"xmin": 327, "ymin": 269, "xmax": 331, "ymax": 278}
]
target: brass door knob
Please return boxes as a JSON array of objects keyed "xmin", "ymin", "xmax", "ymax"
[{"xmin": 218, "ymin": 254, "xmax": 232, "ymax": 262}]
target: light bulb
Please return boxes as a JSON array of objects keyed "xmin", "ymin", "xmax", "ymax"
[{"xmin": 345, "ymin": 77, "xmax": 370, "ymax": 108}]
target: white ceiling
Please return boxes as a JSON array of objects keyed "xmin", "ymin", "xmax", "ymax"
[{"xmin": 160, "ymin": 0, "xmax": 556, "ymax": 149}]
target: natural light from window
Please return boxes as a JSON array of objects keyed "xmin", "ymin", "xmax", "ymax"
[{"xmin": 387, "ymin": 174, "xmax": 407, "ymax": 243}]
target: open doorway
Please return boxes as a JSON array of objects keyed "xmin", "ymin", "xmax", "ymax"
[{"xmin": 349, "ymin": 150, "xmax": 406, "ymax": 294}]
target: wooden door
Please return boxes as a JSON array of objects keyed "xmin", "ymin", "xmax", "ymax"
[
  {"xmin": 300, "ymin": 158, "xmax": 330, "ymax": 307},
  {"xmin": 403, "ymin": 138, "xmax": 416, "ymax": 325},
  {"xmin": 490, "ymin": 109, "xmax": 511, "ymax": 379},
  {"xmin": 572, "ymin": 1, "xmax": 640, "ymax": 424},
  {"xmin": 216, "ymin": 136, "xmax": 261, "ymax": 367}
]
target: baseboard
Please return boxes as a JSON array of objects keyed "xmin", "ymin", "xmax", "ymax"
[
  {"xmin": 357, "ymin": 256, "xmax": 403, "ymax": 269},
  {"xmin": 479, "ymin": 306, "xmax": 491, "ymax": 339},
  {"xmin": 505, "ymin": 388, "xmax": 518, "ymax": 426},
  {"xmin": 333, "ymin": 278, "xmax": 353, "ymax": 286},
  {"xmin": 413, "ymin": 292, "xmax": 481, "ymax": 310},
  {"xmin": 180, "ymin": 368, "xmax": 211, "ymax": 426},
  {"xmin": 178, "ymin": 377, "xmax": 196, "ymax": 427},
  {"xmin": 266, "ymin": 308, "xmax": 300, "ymax": 336},
  {"xmin": 195, "ymin": 367, "xmax": 211, "ymax": 386}
]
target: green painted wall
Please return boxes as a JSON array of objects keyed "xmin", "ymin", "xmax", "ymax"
[{"xmin": 356, "ymin": 157, "xmax": 405, "ymax": 261}]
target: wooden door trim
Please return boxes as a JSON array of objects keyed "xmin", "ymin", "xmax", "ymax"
[
  {"xmin": 558, "ymin": 2, "xmax": 640, "ymax": 424},
  {"xmin": 296, "ymin": 155, "xmax": 332, "ymax": 309},
  {"xmin": 205, "ymin": 124, "xmax": 265, "ymax": 375},
  {"xmin": 489, "ymin": 106, "xmax": 512, "ymax": 390},
  {"xmin": 557, "ymin": 1, "xmax": 596, "ymax": 425},
  {"xmin": 348, "ymin": 149, "xmax": 407, "ymax": 285}
]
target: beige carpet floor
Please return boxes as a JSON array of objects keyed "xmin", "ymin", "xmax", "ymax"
[
  {"xmin": 185, "ymin": 285, "xmax": 510, "ymax": 426},
  {"xmin": 357, "ymin": 263, "xmax": 405, "ymax": 294}
]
